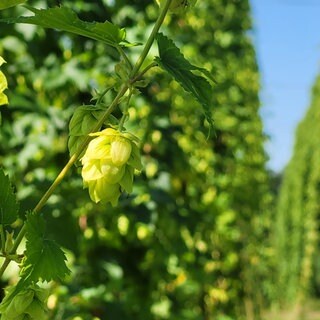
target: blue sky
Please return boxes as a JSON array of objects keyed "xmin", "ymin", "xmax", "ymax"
[{"xmin": 250, "ymin": 0, "xmax": 320, "ymax": 172}]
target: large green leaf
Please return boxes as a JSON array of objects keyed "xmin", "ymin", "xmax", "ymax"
[
  {"xmin": 1, "ymin": 6, "xmax": 126, "ymax": 47},
  {"xmin": 155, "ymin": 33, "xmax": 214, "ymax": 129},
  {"xmin": 0, "ymin": 0, "xmax": 26, "ymax": 10},
  {"xmin": 0, "ymin": 168, "xmax": 19, "ymax": 225},
  {"xmin": 19, "ymin": 212, "xmax": 70, "ymax": 283}
]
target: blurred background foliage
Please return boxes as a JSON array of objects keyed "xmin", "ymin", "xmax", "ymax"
[
  {"xmin": 273, "ymin": 74, "xmax": 320, "ymax": 314},
  {"xmin": 2, "ymin": 0, "xmax": 317, "ymax": 319}
]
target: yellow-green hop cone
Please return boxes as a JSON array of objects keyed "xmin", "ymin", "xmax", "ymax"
[
  {"xmin": 81, "ymin": 128, "xmax": 142, "ymax": 206},
  {"xmin": 0, "ymin": 56, "xmax": 8, "ymax": 106}
]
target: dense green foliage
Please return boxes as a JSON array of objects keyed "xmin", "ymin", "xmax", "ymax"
[
  {"xmin": 275, "ymin": 75, "xmax": 320, "ymax": 306},
  {"xmin": 0, "ymin": 0, "xmax": 272, "ymax": 319}
]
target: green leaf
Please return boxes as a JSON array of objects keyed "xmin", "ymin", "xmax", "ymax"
[
  {"xmin": 155, "ymin": 33, "xmax": 214, "ymax": 130},
  {"xmin": 19, "ymin": 212, "xmax": 70, "ymax": 283},
  {"xmin": 69, "ymin": 105, "xmax": 102, "ymax": 137},
  {"xmin": 0, "ymin": 0, "xmax": 26, "ymax": 10},
  {"xmin": 0, "ymin": 168, "xmax": 19, "ymax": 225},
  {"xmin": 1, "ymin": 6, "xmax": 126, "ymax": 47}
]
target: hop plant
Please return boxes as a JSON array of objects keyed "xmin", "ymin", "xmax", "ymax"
[
  {"xmin": 0, "ymin": 56, "xmax": 8, "ymax": 106},
  {"xmin": 81, "ymin": 128, "xmax": 142, "ymax": 206},
  {"xmin": 0, "ymin": 284, "xmax": 48, "ymax": 320}
]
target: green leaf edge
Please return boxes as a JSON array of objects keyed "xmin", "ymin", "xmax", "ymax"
[{"xmin": 155, "ymin": 32, "xmax": 215, "ymax": 131}]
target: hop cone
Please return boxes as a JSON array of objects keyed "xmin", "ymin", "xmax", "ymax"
[
  {"xmin": 0, "ymin": 284, "xmax": 48, "ymax": 320},
  {"xmin": 81, "ymin": 128, "xmax": 142, "ymax": 206}
]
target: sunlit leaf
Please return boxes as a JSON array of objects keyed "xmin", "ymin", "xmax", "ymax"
[{"xmin": 1, "ymin": 5, "xmax": 126, "ymax": 47}]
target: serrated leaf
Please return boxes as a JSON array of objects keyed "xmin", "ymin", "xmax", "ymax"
[
  {"xmin": 0, "ymin": 0, "xmax": 26, "ymax": 10},
  {"xmin": 22, "ymin": 239, "xmax": 70, "ymax": 282},
  {"xmin": 19, "ymin": 212, "xmax": 70, "ymax": 283},
  {"xmin": 1, "ymin": 6, "xmax": 126, "ymax": 47},
  {"xmin": 155, "ymin": 33, "xmax": 214, "ymax": 129},
  {"xmin": 0, "ymin": 168, "xmax": 19, "ymax": 225}
]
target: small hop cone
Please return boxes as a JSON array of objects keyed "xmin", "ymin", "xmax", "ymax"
[
  {"xmin": 0, "ymin": 284, "xmax": 48, "ymax": 320},
  {"xmin": 81, "ymin": 128, "xmax": 142, "ymax": 206}
]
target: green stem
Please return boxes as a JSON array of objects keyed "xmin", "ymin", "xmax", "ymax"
[
  {"xmin": 0, "ymin": 257, "xmax": 9, "ymax": 277},
  {"xmin": 130, "ymin": 62, "xmax": 158, "ymax": 84},
  {"xmin": 130, "ymin": 0, "xmax": 172, "ymax": 76},
  {"xmin": 0, "ymin": 0, "xmax": 173, "ymax": 279}
]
